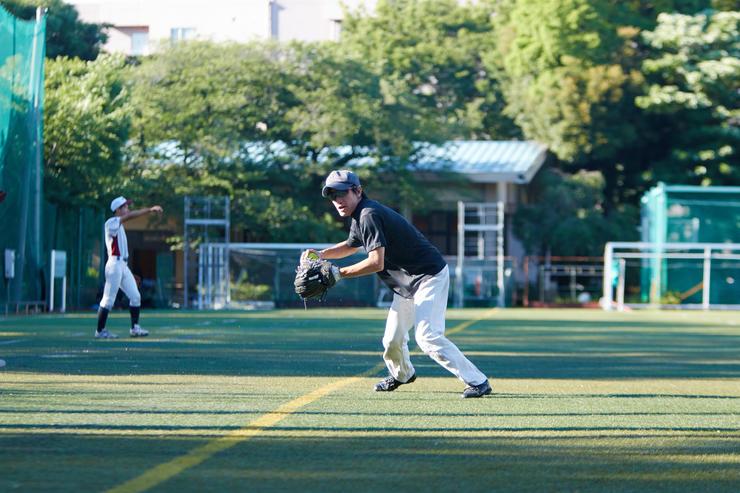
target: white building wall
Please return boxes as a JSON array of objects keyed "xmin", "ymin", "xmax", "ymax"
[{"xmin": 65, "ymin": 0, "xmax": 376, "ymax": 55}]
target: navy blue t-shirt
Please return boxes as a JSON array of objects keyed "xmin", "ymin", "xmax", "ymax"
[{"xmin": 347, "ymin": 197, "xmax": 446, "ymax": 298}]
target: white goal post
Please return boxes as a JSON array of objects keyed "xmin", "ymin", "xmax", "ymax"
[
  {"xmin": 197, "ymin": 243, "xmax": 335, "ymax": 309},
  {"xmin": 602, "ymin": 241, "xmax": 740, "ymax": 311}
]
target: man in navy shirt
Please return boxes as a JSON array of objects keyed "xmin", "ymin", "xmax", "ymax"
[{"xmin": 303, "ymin": 170, "xmax": 491, "ymax": 398}]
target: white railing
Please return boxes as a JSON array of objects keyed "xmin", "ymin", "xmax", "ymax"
[{"xmin": 602, "ymin": 241, "xmax": 740, "ymax": 311}]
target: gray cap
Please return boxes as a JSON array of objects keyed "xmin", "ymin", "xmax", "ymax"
[{"xmin": 322, "ymin": 170, "xmax": 361, "ymax": 197}]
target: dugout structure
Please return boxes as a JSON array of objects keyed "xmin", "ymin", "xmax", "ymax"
[
  {"xmin": 0, "ymin": 6, "xmax": 46, "ymax": 311},
  {"xmin": 522, "ymin": 256, "xmax": 603, "ymax": 307}
]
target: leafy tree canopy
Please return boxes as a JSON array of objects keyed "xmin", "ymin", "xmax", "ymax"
[
  {"xmin": 44, "ymin": 54, "xmax": 132, "ymax": 209},
  {"xmin": 488, "ymin": 0, "xmax": 727, "ymax": 212},
  {"xmin": 636, "ymin": 9, "xmax": 740, "ymax": 186},
  {"xmin": 341, "ymin": 0, "xmax": 520, "ymax": 142},
  {"xmin": 512, "ymin": 168, "xmax": 639, "ymax": 256},
  {"xmin": 126, "ymin": 40, "xmax": 345, "ymax": 243},
  {"xmin": 1, "ymin": 0, "xmax": 107, "ymax": 60}
]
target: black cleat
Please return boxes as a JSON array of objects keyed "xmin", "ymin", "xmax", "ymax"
[
  {"xmin": 461, "ymin": 380, "xmax": 492, "ymax": 398},
  {"xmin": 374, "ymin": 373, "xmax": 416, "ymax": 392}
]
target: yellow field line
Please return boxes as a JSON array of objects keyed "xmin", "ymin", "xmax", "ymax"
[
  {"xmin": 106, "ymin": 307, "xmax": 498, "ymax": 493},
  {"xmin": 447, "ymin": 307, "xmax": 498, "ymax": 336},
  {"xmin": 106, "ymin": 377, "xmax": 360, "ymax": 493}
]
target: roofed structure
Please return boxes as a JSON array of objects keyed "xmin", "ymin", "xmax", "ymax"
[{"xmin": 415, "ymin": 140, "xmax": 547, "ymax": 184}]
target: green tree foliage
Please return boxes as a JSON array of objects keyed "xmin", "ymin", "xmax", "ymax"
[
  {"xmin": 636, "ymin": 9, "xmax": 740, "ymax": 186},
  {"xmin": 287, "ymin": 42, "xmax": 397, "ymax": 152},
  {"xmin": 491, "ymin": 0, "xmax": 628, "ymax": 161},
  {"xmin": 513, "ymin": 168, "xmax": 638, "ymax": 256},
  {"xmin": 283, "ymin": 41, "xmax": 443, "ymax": 211},
  {"xmin": 488, "ymin": 0, "xmax": 720, "ymax": 210},
  {"xmin": 44, "ymin": 54, "xmax": 132, "ymax": 209},
  {"xmin": 341, "ymin": 0, "xmax": 520, "ymax": 142},
  {"xmin": 126, "ymin": 40, "xmax": 342, "ymax": 243},
  {"xmin": 32, "ymin": 0, "xmax": 738, "ymax": 257},
  {"xmin": 327, "ymin": 0, "xmax": 524, "ymax": 212},
  {"xmin": 1, "ymin": 0, "xmax": 107, "ymax": 60}
]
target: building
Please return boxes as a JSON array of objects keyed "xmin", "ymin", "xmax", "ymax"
[
  {"xmin": 62, "ymin": 1, "xmax": 549, "ymax": 307},
  {"xmin": 65, "ymin": 0, "xmax": 377, "ymax": 55},
  {"xmin": 362, "ymin": 140, "xmax": 547, "ymax": 257}
]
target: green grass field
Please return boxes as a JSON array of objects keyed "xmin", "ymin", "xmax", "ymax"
[{"xmin": 1, "ymin": 308, "xmax": 738, "ymax": 492}]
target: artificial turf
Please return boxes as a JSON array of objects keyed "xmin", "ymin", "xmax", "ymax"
[{"xmin": 0, "ymin": 308, "xmax": 738, "ymax": 492}]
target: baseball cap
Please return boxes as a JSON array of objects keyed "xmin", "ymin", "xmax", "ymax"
[
  {"xmin": 110, "ymin": 196, "xmax": 132, "ymax": 212},
  {"xmin": 322, "ymin": 170, "xmax": 361, "ymax": 198}
]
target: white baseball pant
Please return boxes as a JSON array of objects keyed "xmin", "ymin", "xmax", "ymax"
[
  {"xmin": 99, "ymin": 257, "xmax": 141, "ymax": 310},
  {"xmin": 381, "ymin": 265, "xmax": 488, "ymax": 386}
]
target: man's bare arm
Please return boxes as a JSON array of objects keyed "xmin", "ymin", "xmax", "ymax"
[
  {"xmin": 303, "ymin": 241, "xmax": 359, "ymax": 261},
  {"xmin": 120, "ymin": 205, "xmax": 163, "ymax": 223},
  {"xmin": 338, "ymin": 247, "xmax": 384, "ymax": 279}
]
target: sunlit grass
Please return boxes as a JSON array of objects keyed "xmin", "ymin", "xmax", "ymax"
[{"xmin": 0, "ymin": 308, "xmax": 738, "ymax": 492}]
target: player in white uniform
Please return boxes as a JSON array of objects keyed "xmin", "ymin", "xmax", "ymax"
[{"xmin": 95, "ymin": 196, "xmax": 163, "ymax": 339}]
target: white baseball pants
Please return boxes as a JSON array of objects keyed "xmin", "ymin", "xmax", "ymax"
[
  {"xmin": 100, "ymin": 258, "xmax": 141, "ymax": 310},
  {"xmin": 381, "ymin": 265, "xmax": 488, "ymax": 386}
]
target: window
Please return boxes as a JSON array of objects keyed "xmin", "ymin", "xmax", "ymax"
[
  {"xmin": 414, "ymin": 210, "xmax": 458, "ymax": 255},
  {"xmin": 115, "ymin": 27, "xmax": 148, "ymax": 56},
  {"xmin": 330, "ymin": 19, "xmax": 342, "ymax": 41},
  {"xmin": 131, "ymin": 31, "xmax": 148, "ymax": 56},
  {"xmin": 170, "ymin": 27, "xmax": 196, "ymax": 44}
]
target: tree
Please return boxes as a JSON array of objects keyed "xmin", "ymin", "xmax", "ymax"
[
  {"xmin": 283, "ymin": 41, "xmax": 438, "ymax": 210},
  {"xmin": 1, "ymin": 0, "xmax": 107, "ymax": 60},
  {"xmin": 636, "ymin": 9, "xmax": 740, "ymax": 186},
  {"xmin": 489, "ymin": 0, "xmax": 647, "ymax": 163},
  {"xmin": 340, "ymin": 0, "xmax": 520, "ymax": 143},
  {"xmin": 488, "ymin": 0, "xmax": 726, "ymax": 212},
  {"xmin": 44, "ymin": 54, "xmax": 132, "ymax": 209},
  {"xmin": 512, "ymin": 168, "xmax": 638, "ymax": 256},
  {"xmin": 126, "ymin": 40, "xmax": 344, "ymax": 243}
]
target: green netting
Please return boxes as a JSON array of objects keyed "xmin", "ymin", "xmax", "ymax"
[
  {"xmin": 640, "ymin": 182, "xmax": 740, "ymax": 305},
  {"xmin": 45, "ymin": 204, "xmax": 106, "ymax": 310},
  {"xmin": 642, "ymin": 183, "xmax": 740, "ymax": 245},
  {"xmin": 229, "ymin": 248, "xmax": 378, "ymax": 308},
  {"xmin": 0, "ymin": 5, "xmax": 46, "ymax": 309}
]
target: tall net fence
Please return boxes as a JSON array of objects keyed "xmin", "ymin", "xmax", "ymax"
[
  {"xmin": 0, "ymin": 6, "xmax": 46, "ymax": 310},
  {"xmin": 638, "ymin": 183, "xmax": 740, "ymax": 307},
  {"xmin": 45, "ymin": 205, "xmax": 107, "ymax": 310}
]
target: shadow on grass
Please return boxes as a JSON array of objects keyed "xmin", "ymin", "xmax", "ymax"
[
  {"xmin": 0, "ymin": 309, "xmax": 738, "ymax": 379},
  {"xmin": 1, "ymin": 432, "xmax": 738, "ymax": 493}
]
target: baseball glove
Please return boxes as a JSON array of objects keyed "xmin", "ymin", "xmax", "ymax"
[{"xmin": 294, "ymin": 257, "xmax": 340, "ymax": 300}]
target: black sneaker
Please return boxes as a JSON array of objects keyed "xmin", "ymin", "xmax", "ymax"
[
  {"xmin": 374, "ymin": 373, "xmax": 416, "ymax": 392},
  {"xmin": 461, "ymin": 380, "xmax": 492, "ymax": 398}
]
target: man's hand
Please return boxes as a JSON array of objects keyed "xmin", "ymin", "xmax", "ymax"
[{"xmin": 301, "ymin": 249, "xmax": 322, "ymax": 261}]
